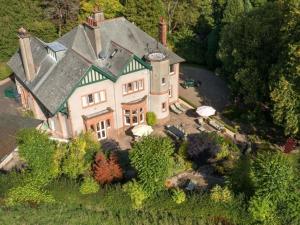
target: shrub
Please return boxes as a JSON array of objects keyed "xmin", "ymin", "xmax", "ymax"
[
  {"xmin": 6, "ymin": 184, "xmax": 55, "ymax": 206},
  {"xmin": 178, "ymin": 140, "xmax": 189, "ymax": 159},
  {"xmin": 172, "ymin": 154, "xmax": 192, "ymax": 175},
  {"xmin": 62, "ymin": 132, "xmax": 100, "ymax": 179},
  {"xmin": 123, "ymin": 180, "xmax": 148, "ymax": 209},
  {"xmin": 171, "ymin": 189, "xmax": 186, "ymax": 204},
  {"xmin": 210, "ymin": 185, "xmax": 233, "ymax": 203},
  {"xmin": 146, "ymin": 112, "xmax": 157, "ymax": 126},
  {"xmin": 93, "ymin": 152, "xmax": 123, "ymax": 184},
  {"xmin": 248, "ymin": 196, "xmax": 277, "ymax": 225},
  {"xmin": 130, "ymin": 136, "xmax": 175, "ymax": 195},
  {"xmin": 215, "ymin": 143, "xmax": 230, "ymax": 160},
  {"xmin": 17, "ymin": 128, "xmax": 59, "ymax": 186},
  {"xmin": 79, "ymin": 177, "xmax": 99, "ymax": 195}
]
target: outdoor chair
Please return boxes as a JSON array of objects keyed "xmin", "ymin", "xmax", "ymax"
[
  {"xmin": 170, "ymin": 104, "xmax": 182, "ymax": 114},
  {"xmin": 175, "ymin": 102, "xmax": 186, "ymax": 112}
]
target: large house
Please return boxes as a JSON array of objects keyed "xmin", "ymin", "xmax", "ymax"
[{"xmin": 8, "ymin": 11, "xmax": 184, "ymax": 140}]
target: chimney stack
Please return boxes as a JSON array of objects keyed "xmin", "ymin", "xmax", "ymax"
[
  {"xmin": 18, "ymin": 27, "xmax": 35, "ymax": 81},
  {"xmin": 159, "ymin": 17, "xmax": 167, "ymax": 47},
  {"xmin": 84, "ymin": 8, "xmax": 104, "ymax": 57}
]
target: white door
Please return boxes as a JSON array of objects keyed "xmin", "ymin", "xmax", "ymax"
[{"xmin": 96, "ymin": 121, "xmax": 107, "ymax": 140}]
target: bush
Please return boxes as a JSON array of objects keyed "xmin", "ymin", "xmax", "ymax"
[
  {"xmin": 146, "ymin": 112, "xmax": 157, "ymax": 126},
  {"xmin": 79, "ymin": 177, "xmax": 99, "ymax": 195},
  {"xmin": 62, "ymin": 132, "xmax": 100, "ymax": 179},
  {"xmin": 93, "ymin": 152, "xmax": 123, "ymax": 184},
  {"xmin": 130, "ymin": 136, "xmax": 175, "ymax": 195},
  {"xmin": 172, "ymin": 154, "xmax": 191, "ymax": 175},
  {"xmin": 171, "ymin": 189, "xmax": 186, "ymax": 204},
  {"xmin": 210, "ymin": 185, "xmax": 233, "ymax": 203},
  {"xmin": 123, "ymin": 180, "xmax": 148, "ymax": 209},
  {"xmin": 6, "ymin": 184, "xmax": 55, "ymax": 206},
  {"xmin": 178, "ymin": 141, "xmax": 189, "ymax": 159}
]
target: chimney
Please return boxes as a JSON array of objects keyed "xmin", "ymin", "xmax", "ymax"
[
  {"xmin": 84, "ymin": 8, "xmax": 104, "ymax": 57},
  {"xmin": 18, "ymin": 27, "xmax": 35, "ymax": 81},
  {"xmin": 159, "ymin": 17, "xmax": 167, "ymax": 47}
]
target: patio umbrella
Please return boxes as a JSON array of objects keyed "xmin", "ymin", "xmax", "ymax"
[
  {"xmin": 196, "ymin": 106, "xmax": 216, "ymax": 117},
  {"xmin": 132, "ymin": 124, "xmax": 153, "ymax": 137}
]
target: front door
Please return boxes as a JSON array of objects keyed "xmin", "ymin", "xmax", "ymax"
[{"xmin": 96, "ymin": 121, "xmax": 106, "ymax": 140}]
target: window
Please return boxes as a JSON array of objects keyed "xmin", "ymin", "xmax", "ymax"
[
  {"xmin": 140, "ymin": 108, "xmax": 144, "ymax": 122},
  {"xmin": 169, "ymin": 87, "xmax": 172, "ymax": 97},
  {"xmin": 162, "ymin": 77, "xmax": 166, "ymax": 85},
  {"xmin": 132, "ymin": 110, "xmax": 138, "ymax": 125},
  {"xmin": 162, "ymin": 102, "xmax": 167, "ymax": 112},
  {"xmin": 123, "ymin": 80, "xmax": 144, "ymax": 95},
  {"xmin": 170, "ymin": 64, "xmax": 175, "ymax": 74},
  {"xmin": 88, "ymin": 94, "xmax": 94, "ymax": 104},
  {"xmin": 123, "ymin": 107, "xmax": 145, "ymax": 126},
  {"xmin": 106, "ymin": 119, "xmax": 111, "ymax": 128},
  {"xmin": 81, "ymin": 90, "xmax": 106, "ymax": 108},
  {"xmin": 124, "ymin": 110, "xmax": 131, "ymax": 125}
]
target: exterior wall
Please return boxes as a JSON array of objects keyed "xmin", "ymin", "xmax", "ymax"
[
  {"xmin": 15, "ymin": 78, "xmax": 46, "ymax": 121},
  {"xmin": 169, "ymin": 63, "xmax": 180, "ymax": 104},
  {"xmin": 113, "ymin": 69, "xmax": 150, "ymax": 130},
  {"xmin": 67, "ymin": 68, "xmax": 150, "ymax": 137},
  {"xmin": 149, "ymin": 58, "xmax": 170, "ymax": 120}
]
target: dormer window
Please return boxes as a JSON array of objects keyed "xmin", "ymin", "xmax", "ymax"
[
  {"xmin": 110, "ymin": 49, "xmax": 118, "ymax": 58},
  {"xmin": 47, "ymin": 42, "xmax": 67, "ymax": 62},
  {"xmin": 48, "ymin": 48, "xmax": 57, "ymax": 61}
]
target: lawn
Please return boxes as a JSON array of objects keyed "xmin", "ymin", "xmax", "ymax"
[
  {"xmin": 0, "ymin": 62, "xmax": 12, "ymax": 81},
  {"xmin": 0, "ymin": 175, "xmax": 251, "ymax": 225}
]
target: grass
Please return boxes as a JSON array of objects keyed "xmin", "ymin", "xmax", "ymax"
[
  {"xmin": 0, "ymin": 62, "xmax": 12, "ymax": 81},
  {"xmin": 0, "ymin": 175, "xmax": 252, "ymax": 225}
]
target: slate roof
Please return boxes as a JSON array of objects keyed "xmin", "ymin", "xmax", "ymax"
[
  {"xmin": 0, "ymin": 114, "xmax": 42, "ymax": 162},
  {"xmin": 7, "ymin": 17, "xmax": 184, "ymax": 116}
]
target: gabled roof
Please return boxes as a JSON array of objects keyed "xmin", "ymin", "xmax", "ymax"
[{"xmin": 8, "ymin": 17, "xmax": 184, "ymax": 116}]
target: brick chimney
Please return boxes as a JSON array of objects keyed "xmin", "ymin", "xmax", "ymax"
[
  {"xmin": 84, "ymin": 8, "xmax": 104, "ymax": 57},
  {"xmin": 18, "ymin": 27, "xmax": 35, "ymax": 81},
  {"xmin": 159, "ymin": 17, "xmax": 167, "ymax": 47}
]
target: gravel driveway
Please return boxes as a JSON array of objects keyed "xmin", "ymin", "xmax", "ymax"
[{"xmin": 179, "ymin": 65, "xmax": 230, "ymax": 112}]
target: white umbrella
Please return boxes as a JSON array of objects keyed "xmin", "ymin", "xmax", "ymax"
[
  {"xmin": 132, "ymin": 124, "xmax": 153, "ymax": 137},
  {"xmin": 196, "ymin": 106, "xmax": 216, "ymax": 117}
]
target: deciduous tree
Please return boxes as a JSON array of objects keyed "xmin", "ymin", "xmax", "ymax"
[
  {"xmin": 130, "ymin": 136, "xmax": 174, "ymax": 195},
  {"xmin": 93, "ymin": 152, "xmax": 123, "ymax": 184}
]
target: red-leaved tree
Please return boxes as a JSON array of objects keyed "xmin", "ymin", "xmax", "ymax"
[
  {"xmin": 93, "ymin": 152, "xmax": 123, "ymax": 184},
  {"xmin": 284, "ymin": 138, "xmax": 297, "ymax": 153}
]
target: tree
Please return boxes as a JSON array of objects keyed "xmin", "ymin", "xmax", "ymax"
[
  {"xmin": 218, "ymin": 2, "xmax": 283, "ymax": 105},
  {"xmin": 270, "ymin": 0, "xmax": 300, "ymax": 136},
  {"xmin": 93, "ymin": 152, "xmax": 123, "ymax": 184},
  {"xmin": 17, "ymin": 128, "xmax": 60, "ymax": 186},
  {"xmin": 0, "ymin": 0, "xmax": 57, "ymax": 62},
  {"xmin": 79, "ymin": 0, "xmax": 124, "ymax": 21},
  {"xmin": 163, "ymin": 0, "xmax": 213, "ymax": 33},
  {"xmin": 249, "ymin": 152, "xmax": 300, "ymax": 224},
  {"xmin": 40, "ymin": 0, "xmax": 80, "ymax": 37},
  {"xmin": 62, "ymin": 132, "xmax": 99, "ymax": 179},
  {"xmin": 130, "ymin": 136, "xmax": 174, "ymax": 195},
  {"xmin": 124, "ymin": 0, "xmax": 165, "ymax": 38},
  {"xmin": 222, "ymin": 0, "xmax": 245, "ymax": 24}
]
